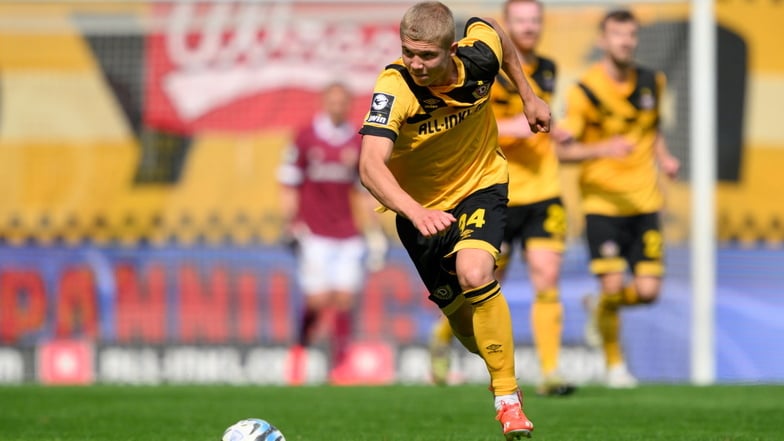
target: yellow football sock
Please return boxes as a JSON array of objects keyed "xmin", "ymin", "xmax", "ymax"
[
  {"xmin": 621, "ymin": 284, "xmax": 641, "ymax": 305},
  {"xmin": 431, "ymin": 316, "xmax": 454, "ymax": 346},
  {"xmin": 598, "ymin": 292, "xmax": 623, "ymax": 367},
  {"xmin": 600, "ymin": 291, "xmax": 623, "ymax": 309},
  {"xmin": 531, "ymin": 288, "xmax": 563, "ymax": 376},
  {"xmin": 465, "ymin": 281, "xmax": 518, "ymax": 395}
]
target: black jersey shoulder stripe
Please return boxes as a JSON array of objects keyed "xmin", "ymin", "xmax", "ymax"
[
  {"xmin": 530, "ymin": 56, "xmax": 556, "ymax": 93},
  {"xmin": 456, "ymin": 41, "xmax": 500, "ymax": 84},
  {"xmin": 627, "ymin": 66, "xmax": 658, "ymax": 110},
  {"xmin": 577, "ymin": 82, "xmax": 601, "ymax": 109},
  {"xmin": 458, "ymin": 16, "xmax": 501, "ymax": 86},
  {"xmin": 446, "ymin": 41, "xmax": 499, "ymax": 104}
]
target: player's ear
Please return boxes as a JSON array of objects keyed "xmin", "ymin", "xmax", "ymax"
[{"xmin": 448, "ymin": 42, "xmax": 458, "ymax": 56}]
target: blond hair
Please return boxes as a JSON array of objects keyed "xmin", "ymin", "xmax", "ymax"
[{"xmin": 400, "ymin": 1, "xmax": 455, "ymax": 50}]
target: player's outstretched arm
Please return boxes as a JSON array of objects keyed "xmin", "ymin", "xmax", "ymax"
[
  {"xmin": 484, "ymin": 16, "xmax": 551, "ymax": 133},
  {"xmin": 359, "ymin": 135, "xmax": 456, "ymax": 237}
]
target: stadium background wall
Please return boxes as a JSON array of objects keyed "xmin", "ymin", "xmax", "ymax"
[
  {"xmin": 0, "ymin": 1, "xmax": 782, "ymax": 384},
  {"xmin": 0, "ymin": 246, "xmax": 782, "ymax": 384}
]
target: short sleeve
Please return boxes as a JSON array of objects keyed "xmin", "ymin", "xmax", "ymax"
[
  {"xmin": 359, "ymin": 66, "xmax": 416, "ymax": 141},
  {"xmin": 462, "ymin": 18, "xmax": 502, "ymax": 67}
]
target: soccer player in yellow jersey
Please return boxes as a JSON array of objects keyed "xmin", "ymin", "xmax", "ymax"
[
  {"xmin": 359, "ymin": 2, "xmax": 550, "ymax": 438},
  {"xmin": 555, "ymin": 9, "xmax": 680, "ymax": 388},
  {"xmin": 428, "ymin": 0, "xmax": 574, "ymax": 397}
]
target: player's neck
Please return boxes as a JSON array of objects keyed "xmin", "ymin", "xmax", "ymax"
[
  {"xmin": 449, "ymin": 58, "xmax": 459, "ymax": 84},
  {"xmin": 602, "ymin": 58, "xmax": 634, "ymax": 83},
  {"xmin": 434, "ymin": 58, "xmax": 459, "ymax": 87}
]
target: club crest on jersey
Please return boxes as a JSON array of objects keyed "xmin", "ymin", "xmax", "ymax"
[
  {"xmin": 366, "ymin": 93, "xmax": 395, "ymax": 125},
  {"xmin": 638, "ymin": 87, "xmax": 656, "ymax": 110},
  {"xmin": 472, "ymin": 83, "xmax": 490, "ymax": 99}
]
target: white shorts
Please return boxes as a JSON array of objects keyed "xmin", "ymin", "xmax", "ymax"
[{"xmin": 298, "ymin": 234, "xmax": 366, "ymax": 295}]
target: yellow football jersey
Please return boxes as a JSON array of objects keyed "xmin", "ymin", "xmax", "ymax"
[
  {"xmin": 560, "ymin": 63, "xmax": 665, "ymax": 216},
  {"xmin": 491, "ymin": 56, "xmax": 560, "ymax": 206},
  {"xmin": 359, "ymin": 18, "xmax": 508, "ymax": 211}
]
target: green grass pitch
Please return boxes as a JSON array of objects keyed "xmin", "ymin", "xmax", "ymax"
[{"xmin": 1, "ymin": 384, "xmax": 782, "ymax": 440}]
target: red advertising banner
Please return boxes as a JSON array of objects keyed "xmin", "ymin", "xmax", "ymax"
[
  {"xmin": 0, "ymin": 247, "xmax": 433, "ymax": 346},
  {"xmin": 144, "ymin": 2, "xmax": 403, "ymax": 134}
]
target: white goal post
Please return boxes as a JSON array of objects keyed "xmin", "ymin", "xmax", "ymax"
[{"xmin": 689, "ymin": 0, "xmax": 717, "ymax": 386}]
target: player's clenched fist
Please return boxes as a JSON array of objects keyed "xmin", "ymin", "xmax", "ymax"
[
  {"xmin": 410, "ymin": 208, "xmax": 457, "ymax": 237},
  {"xmin": 524, "ymin": 95, "xmax": 551, "ymax": 133}
]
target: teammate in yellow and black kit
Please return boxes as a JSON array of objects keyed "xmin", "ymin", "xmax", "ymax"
[
  {"xmin": 428, "ymin": 0, "xmax": 575, "ymax": 397},
  {"xmin": 359, "ymin": 2, "xmax": 551, "ymax": 439},
  {"xmin": 555, "ymin": 9, "xmax": 680, "ymax": 388}
]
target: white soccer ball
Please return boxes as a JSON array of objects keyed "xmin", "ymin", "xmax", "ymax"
[{"xmin": 221, "ymin": 418, "xmax": 286, "ymax": 441}]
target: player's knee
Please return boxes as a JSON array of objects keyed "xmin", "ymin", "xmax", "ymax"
[
  {"xmin": 332, "ymin": 291, "xmax": 355, "ymax": 310},
  {"xmin": 531, "ymin": 265, "xmax": 559, "ymax": 290},
  {"xmin": 305, "ymin": 294, "xmax": 330, "ymax": 310},
  {"xmin": 457, "ymin": 267, "xmax": 494, "ymax": 291},
  {"xmin": 599, "ymin": 272, "xmax": 625, "ymax": 295},
  {"xmin": 634, "ymin": 276, "xmax": 662, "ymax": 304}
]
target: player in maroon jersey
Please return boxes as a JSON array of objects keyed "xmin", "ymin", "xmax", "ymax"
[{"xmin": 277, "ymin": 82, "xmax": 386, "ymax": 384}]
